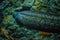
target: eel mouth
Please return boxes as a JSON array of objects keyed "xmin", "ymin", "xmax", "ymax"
[{"xmin": 13, "ymin": 11, "xmax": 60, "ymax": 33}]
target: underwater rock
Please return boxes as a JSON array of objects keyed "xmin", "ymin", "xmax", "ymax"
[
  {"xmin": 31, "ymin": 0, "xmax": 42, "ymax": 11},
  {"xmin": 13, "ymin": 10, "xmax": 60, "ymax": 33},
  {"xmin": 0, "ymin": 0, "xmax": 9, "ymax": 10},
  {"xmin": 23, "ymin": 0, "xmax": 34, "ymax": 7}
]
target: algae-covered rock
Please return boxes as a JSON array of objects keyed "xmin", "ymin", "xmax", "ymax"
[{"xmin": 31, "ymin": 0, "xmax": 42, "ymax": 11}]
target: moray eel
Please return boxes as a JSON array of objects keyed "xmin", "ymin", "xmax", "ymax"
[{"xmin": 13, "ymin": 10, "xmax": 60, "ymax": 33}]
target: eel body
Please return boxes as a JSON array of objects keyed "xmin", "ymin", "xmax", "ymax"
[{"xmin": 13, "ymin": 10, "xmax": 60, "ymax": 33}]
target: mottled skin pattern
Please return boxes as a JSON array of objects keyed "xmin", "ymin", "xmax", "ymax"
[{"xmin": 13, "ymin": 10, "xmax": 60, "ymax": 33}]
